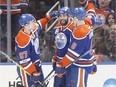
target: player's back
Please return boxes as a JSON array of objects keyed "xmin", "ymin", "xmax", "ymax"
[{"xmin": 71, "ymin": 23, "xmax": 93, "ymax": 59}]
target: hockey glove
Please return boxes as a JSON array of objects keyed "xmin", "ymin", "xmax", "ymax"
[
  {"xmin": 30, "ymin": 71, "xmax": 41, "ymax": 83},
  {"xmin": 46, "ymin": 11, "xmax": 58, "ymax": 19},
  {"xmin": 91, "ymin": 60, "xmax": 97, "ymax": 74},
  {"xmin": 55, "ymin": 63, "xmax": 66, "ymax": 78}
]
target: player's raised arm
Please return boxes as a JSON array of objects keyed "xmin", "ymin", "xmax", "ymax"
[
  {"xmin": 37, "ymin": 11, "xmax": 58, "ymax": 29},
  {"xmin": 79, "ymin": 0, "xmax": 96, "ymax": 27},
  {"xmin": 15, "ymin": 13, "xmax": 55, "ymax": 87}
]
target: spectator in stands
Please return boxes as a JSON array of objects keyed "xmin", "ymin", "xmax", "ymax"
[
  {"xmin": 102, "ymin": 12, "xmax": 116, "ymax": 39},
  {"xmin": 93, "ymin": 13, "xmax": 116, "ymax": 62},
  {"xmin": 105, "ymin": 12, "xmax": 116, "ymax": 27},
  {"xmin": 92, "ymin": 0, "xmax": 114, "ymax": 28},
  {"xmin": 104, "ymin": 23, "xmax": 116, "ymax": 62},
  {"xmin": 93, "ymin": 28, "xmax": 109, "ymax": 62},
  {"xmin": 110, "ymin": 0, "xmax": 116, "ymax": 12}
]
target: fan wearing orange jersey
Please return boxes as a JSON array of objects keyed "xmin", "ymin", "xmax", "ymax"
[{"xmin": 79, "ymin": 0, "xmax": 114, "ymax": 27}]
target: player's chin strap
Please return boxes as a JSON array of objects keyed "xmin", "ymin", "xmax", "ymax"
[{"xmin": 0, "ymin": 51, "xmax": 45, "ymax": 87}]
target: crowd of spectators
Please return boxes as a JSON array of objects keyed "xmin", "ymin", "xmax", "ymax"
[
  {"xmin": 0, "ymin": 0, "xmax": 115, "ymax": 62},
  {"xmin": 92, "ymin": 0, "xmax": 116, "ymax": 62}
]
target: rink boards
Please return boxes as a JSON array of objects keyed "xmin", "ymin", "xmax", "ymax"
[{"xmin": 0, "ymin": 62, "xmax": 116, "ymax": 87}]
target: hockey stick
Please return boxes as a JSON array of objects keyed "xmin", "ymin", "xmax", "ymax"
[
  {"xmin": 65, "ymin": 48, "xmax": 94, "ymax": 68},
  {"xmin": 44, "ymin": 73, "xmax": 57, "ymax": 86},
  {"xmin": 0, "ymin": 51, "xmax": 45, "ymax": 86},
  {"xmin": 43, "ymin": 49, "xmax": 94, "ymax": 86},
  {"xmin": 37, "ymin": 70, "xmax": 55, "ymax": 87},
  {"xmin": 76, "ymin": 48, "xmax": 93, "ymax": 61},
  {"xmin": 44, "ymin": 69, "xmax": 54, "ymax": 81},
  {"xmin": 0, "ymin": 51, "xmax": 30, "ymax": 75}
]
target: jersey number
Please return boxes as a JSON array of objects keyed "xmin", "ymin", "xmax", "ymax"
[{"xmin": 19, "ymin": 51, "xmax": 28, "ymax": 59}]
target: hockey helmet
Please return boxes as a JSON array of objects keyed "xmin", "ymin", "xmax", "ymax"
[
  {"xmin": 58, "ymin": 7, "xmax": 71, "ymax": 16},
  {"xmin": 72, "ymin": 7, "xmax": 86, "ymax": 20},
  {"xmin": 19, "ymin": 14, "xmax": 35, "ymax": 27}
]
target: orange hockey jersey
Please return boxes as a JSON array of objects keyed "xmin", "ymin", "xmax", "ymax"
[{"xmin": 79, "ymin": 0, "xmax": 114, "ymax": 26}]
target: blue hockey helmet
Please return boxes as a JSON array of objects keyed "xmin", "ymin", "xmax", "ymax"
[
  {"xmin": 58, "ymin": 7, "xmax": 71, "ymax": 16},
  {"xmin": 19, "ymin": 14, "xmax": 35, "ymax": 27},
  {"xmin": 72, "ymin": 7, "xmax": 86, "ymax": 20}
]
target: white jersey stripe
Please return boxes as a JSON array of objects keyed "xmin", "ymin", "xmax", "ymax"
[
  {"xmin": 24, "ymin": 62, "xmax": 32, "ymax": 70},
  {"xmin": 68, "ymin": 48, "xmax": 80, "ymax": 57},
  {"xmin": 66, "ymin": 54, "xmax": 75, "ymax": 61},
  {"xmin": 19, "ymin": 58, "xmax": 31, "ymax": 64}
]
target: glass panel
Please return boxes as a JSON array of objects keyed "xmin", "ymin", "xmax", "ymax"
[{"xmin": 0, "ymin": 9, "xmax": 7, "ymax": 62}]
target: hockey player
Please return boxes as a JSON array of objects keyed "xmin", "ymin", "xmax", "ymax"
[
  {"xmin": 52, "ymin": 7, "xmax": 74, "ymax": 87},
  {"xmin": 59, "ymin": 1, "xmax": 97, "ymax": 87},
  {"xmin": 15, "ymin": 12, "xmax": 57, "ymax": 87}
]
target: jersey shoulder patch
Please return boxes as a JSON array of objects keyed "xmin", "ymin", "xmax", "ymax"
[
  {"xmin": 73, "ymin": 25, "xmax": 91, "ymax": 39},
  {"xmin": 15, "ymin": 29, "xmax": 30, "ymax": 47}
]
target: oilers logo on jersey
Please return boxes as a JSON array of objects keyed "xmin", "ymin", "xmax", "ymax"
[
  {"xmin": 95, "ymin": 14, "xmax": 105, "ymax": 27},
  {"xmin": 55, "ymin": 32, "xmax": 67, "ymax": 49}
]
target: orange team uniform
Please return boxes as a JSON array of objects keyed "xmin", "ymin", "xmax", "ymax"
[{"xmin": 79, "ymin": 0, "xmax": 114, "ymax": 26}]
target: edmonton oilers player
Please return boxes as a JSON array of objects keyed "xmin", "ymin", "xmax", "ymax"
[
  {"xmin": 59, "ymin": 3, "xmax": 97, "ymax": 87},
  {"xmin": 52, "ymin": 7, "xmax": 74, "ymax": 87},
  {"xmin": 15, "ymin": 12, "xmax": 57, "ymax": 87}
]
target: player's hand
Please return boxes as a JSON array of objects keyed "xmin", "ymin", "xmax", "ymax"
[
  {"xmin": 31, "ymin": 71, "xmax": 41, "ymax": 83},
  {"xmin": 55, "ymin": 62, "xmax": 66, "ymax": 78},
  {"xmin": 91, "ymin": 60, "xmax": 97, "ymax": 74},
  {"xmin": 46, "ymin": 11, "xmax": 58, "ymax": 19}
]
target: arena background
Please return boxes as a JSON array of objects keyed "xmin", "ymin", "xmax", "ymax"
[{"xmin": 0, "ymin": 0, "xmax": 116, "ymax": 87}]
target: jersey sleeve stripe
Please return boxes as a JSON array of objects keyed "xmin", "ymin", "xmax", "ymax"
[
  {"xmin": 19, "ymin": 58, "xmax": 31, "ymax": 64},
  {"xmin": 67, "ymin": 52, "xmax": 78, "ymax": 60},
  {"xmin": 37, "ymin": 20, "xmax": 42, "ymax": 29},
  {"xmin": 24, "ymin": 62, "xmax": 36, "ymax": 75},
  {"xmin": 23, "ymin": 62, "xmax": 32, "ymax": 70},
  {"xmin": 68, "ymin": 48, "xmax": 80, "ymax": 57},
  {"xmin": 66, "ymin": 54, "xmax": 75, "ymax": 61},
  {"xmin": 34, "ymin": 59, "xmax": 40, "ymax": 64},
  {"xmin": 86, "ymin": 10, "xmax": 96, "ymax": 16},
  {"xmin": 37, "ymin": 17, "xmax": 50, "ymax": 29},
  {"xmin": 60, "ymin": 56, "xmax": 73, "ymax": 68}
]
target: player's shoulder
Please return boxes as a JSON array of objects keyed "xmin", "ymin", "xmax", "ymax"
[
  {"xmin": 54, "ymin": 23, "xmax": 62, "ymax": 28},
  {"xmin": 73, "ymin": 24, "xmax": 91, "ymax": 39},
  {"xmin": 15, "ymin": 29, "xmax": 31, "ymax": 48},
  {"xmin": 67, "ymin": 21, "xmax": 74, "ymax": 31}
]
